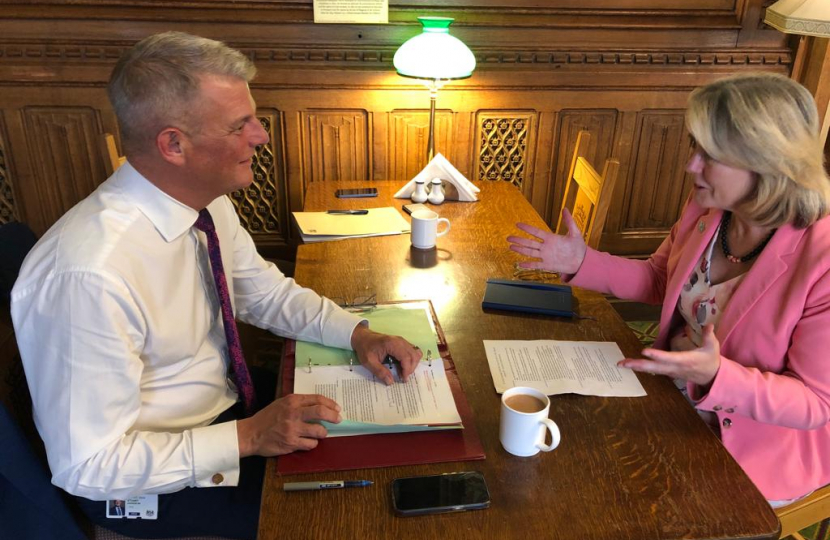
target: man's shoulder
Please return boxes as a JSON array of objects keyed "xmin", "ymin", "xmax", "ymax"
[{"xmin": 16, "ymin": 179, "xmax": 149, "ymax": 286}]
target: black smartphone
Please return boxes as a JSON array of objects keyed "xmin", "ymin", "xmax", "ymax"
[
  {"xmin": 391, "ymin": 471, "xmax": 490, "ymax": 517},
  {"xmin": 402, "ymin": 203, "xmax": 430, "ymax": 215},
  {"xmin": 335, "ymin": 187, "xmax": 378, "ymax": 199}
]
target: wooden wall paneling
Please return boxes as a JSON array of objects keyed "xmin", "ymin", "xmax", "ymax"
[
  {"xmin": 388, "ymin": 110, "xmax": 454, "ymax": 181},
  {"xmin": 300, "ymin": 109, "xmax": 370, "ymax": 184},
  {"xmin": 609, "ymin": 110, "xmax": 693, "ymax": 256},
  {"xmin": 0, "ymin": 0, "xmax": 800, "ymax": 257},
  {"xmin": 20, "ymin": 107, "xmax": 107, "ymax": 236},
  {"xmin": 476, "ymin": 111, "xmax": 538, "ymax": 200},
  {"xmin": 793, "ymin": 37, "xmax": 830, "ymax": 146},
  {"xmin": 528, "ymin": 111, "xmax": 558, "ymax": 220},
  {"xmin": 229, "ymin": 111, "xmax": 290, "ymax": 258},
  {"xmin": 0, "ymin": 117, "xmax": 19, "ymax": 225},
  {"xmin": 601, "ymin": 110, "xmax": 639, "ymax": 253},
  {"xmin": 737, "ymin": 0, "xmax": 791, "ymax": 48},
  {"xmin": 545, "ymin": 110, "xmax": 618, "ymax": 231},
  {"xmin": 371, "ymin": 107, "xmax": 389, "ymax": 182},
  {"xmin": 452, "ymin": 109, "xmax": 475, "ymax": 184}
]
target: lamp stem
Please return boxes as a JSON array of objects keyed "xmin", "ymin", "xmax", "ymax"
[{"xmin": 427, "ymin": 80, "xmax": 438, "ymax": 162}]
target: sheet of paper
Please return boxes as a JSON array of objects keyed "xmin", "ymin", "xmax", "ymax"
[
  {"xmin": 313, "ymin": 0, "xmax": 388, "ymax": 24},
  {"xmin": 483, "ymin": 340, "xmax": 646, "ymax": 397},
  {"xmin": 293, "ymin": 207, "xmax": 410, "ymax": 243},
  {"xmin": 294, "ymin": 360, "xmax": 462, "ymax": 428}
]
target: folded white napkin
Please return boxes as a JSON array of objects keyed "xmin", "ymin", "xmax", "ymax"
[{"xmin": 393, "ymin": 153, "xmax": 480, "ymax": 202}]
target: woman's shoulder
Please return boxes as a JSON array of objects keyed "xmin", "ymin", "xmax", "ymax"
[
  {"xmin": 778, "ymin": 215, "xmax": 830, "ymax": 278},
  {"xmin": 792, "ymin": 214, "xmax": 830, "ymax": 247}
]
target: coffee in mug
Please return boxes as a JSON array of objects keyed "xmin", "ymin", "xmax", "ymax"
[
  {"xmin": 500, "ymin": 386, "xmax": 560, "ymax": 457},
  {"xmin": 410, "ymin": 209, "xmax": 450, "ymax": 250},
  {"xmin": 504, "ymin": 394, "xmax": 546, "ymax": 414}
]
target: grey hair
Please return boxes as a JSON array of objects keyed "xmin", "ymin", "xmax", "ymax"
[
  {"xmin": 107, "ymin": 31, "xmax": 256, "ymax": 155},
  {"xmin": 686, "ymin": 72, "xmax": 830, "ymax": 228}
]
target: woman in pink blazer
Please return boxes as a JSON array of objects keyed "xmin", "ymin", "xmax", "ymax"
[{"xmin": 509, "ymin": 73, "xmax": 830, "ymax": 504}]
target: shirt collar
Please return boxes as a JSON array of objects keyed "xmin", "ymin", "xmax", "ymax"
[{"xmin": 115, "ymin": 161, "xmax": 200, "ymax": 243}]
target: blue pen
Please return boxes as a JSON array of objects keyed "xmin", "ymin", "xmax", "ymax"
[{"xmin": 284, "ymin": 480, "xmax": 373, "ymax": 492}]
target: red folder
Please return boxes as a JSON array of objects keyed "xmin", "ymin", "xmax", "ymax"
[{"xmin": 276, "ymin": 301, "xmax": 485, "ymax": 475}]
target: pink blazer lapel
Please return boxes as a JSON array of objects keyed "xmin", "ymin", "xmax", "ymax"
[
  {"xmin": 715, "ymin": 224, "xmax": 802, "ymax": 345},
  {"xmin": 658, "ymin": 210, "xmax": 723, "ymax": 343}
]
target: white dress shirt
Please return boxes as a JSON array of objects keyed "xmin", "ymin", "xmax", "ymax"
[{"xmin": 11, "ymin": 162, "xmax": 363, "ymax": 501}]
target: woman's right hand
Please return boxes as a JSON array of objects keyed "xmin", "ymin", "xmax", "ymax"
[{"xmin": 507, "ymin": 208, "xmax": 588, "ymax": 275}]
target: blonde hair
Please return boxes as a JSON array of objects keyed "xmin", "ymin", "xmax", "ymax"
[
  {"xmin": 686, "ymin": 72, "xmax": 830, "ymax": 228},
  {"xmin": 107, "ymin": 31, "xmax": 256, "ymax": 155}
]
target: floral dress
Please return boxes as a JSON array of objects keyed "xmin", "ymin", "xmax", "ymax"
[{"xmin": 677, "ymin": 223, "xmax": 746, "ymax": 347}]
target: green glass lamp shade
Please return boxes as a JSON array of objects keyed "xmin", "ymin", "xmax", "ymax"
[{"xmin": 393, "ymin": 17, "xmax": 476, "ymax": 80}]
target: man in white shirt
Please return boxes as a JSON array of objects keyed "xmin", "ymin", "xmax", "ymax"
[{"xmin": 11, "ymin": 31, "xmax": 421, "ymax": 539}]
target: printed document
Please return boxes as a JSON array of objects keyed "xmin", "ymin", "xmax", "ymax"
[
  {"xmin": 294, "ymin": 360, "xmax": 462, "ymax": 436},
  {"xmin": 483, "ymin": 340, "xmax": 646, "ymax": 397},
  {"xmin": 294, "ymin": 303, "xmax": 462, "ymax": 436}
]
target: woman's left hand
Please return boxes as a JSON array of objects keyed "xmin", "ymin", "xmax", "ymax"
[{"xmin": 618, "ymin": 324, "xmax": 721, "ymax": 386}]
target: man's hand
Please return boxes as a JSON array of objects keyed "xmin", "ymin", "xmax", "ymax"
[
  {"xmin": 350, "ymin": 324, "xmax": 422, "ymax": 385},
  {"xmin": 236, "ymin": 394, "xmax": 341, "ymax": 458},
  {"xmin": 507, "ymin": 208, "xmax": 588, "ymax": 275},
  {"xmin": 618, "ymin": 324, "xmax": 721, "ymax": 386}
]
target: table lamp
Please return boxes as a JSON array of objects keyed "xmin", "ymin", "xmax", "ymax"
[
  {"xmin": 393, "ymin": 17, "xmax": 476, "ymax": 162},
  {"xmin": 764, "ymin": 0, "xmax": 830, "ymax": 37},
  {"xmin": 764, "ymin": 0, "xmax": 830, "ymax": 146}
]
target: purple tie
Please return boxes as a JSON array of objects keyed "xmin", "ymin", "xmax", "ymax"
[{"xmin": 194, "ymin": 208, "xmax": 256, "ymax": 416}]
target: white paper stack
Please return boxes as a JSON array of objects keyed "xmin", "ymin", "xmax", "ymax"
[{"xmin": 394, "ymin": 153, "xmax": 480, "ymax": 202}]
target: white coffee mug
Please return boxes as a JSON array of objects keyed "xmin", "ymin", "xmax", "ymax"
[
  {"xmin": 499, "ymin": 386, "xmax": 561, "ymax": 457},
  {"xmin": 410, "ymin": 209, "xmax": 450, "ymax": 250}
]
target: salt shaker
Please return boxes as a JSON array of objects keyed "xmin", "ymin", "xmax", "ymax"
[
  {"xmin": 427, "ymin": 178, "xmax": 445, "ymax": 205},
  {"xmin": 411, "ymin": 179, "xmax": 428, "ymax": 203}
]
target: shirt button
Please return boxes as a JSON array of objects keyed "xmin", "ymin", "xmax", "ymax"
[
  {"xmin": 722, "ymin": 418, "xmax": 732, "ymax": 429},
  {"xmin": 212, "ymin": 473, "xmax": 225, "ymax": 485},
  {"xmin": 713, "ymin": 405, "xmax": 722, "ymax": 411}
]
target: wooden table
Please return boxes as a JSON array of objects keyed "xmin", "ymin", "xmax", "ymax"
[{"xmin": 258, "ymin": 181, "xmax": 780, "ymax": 540}]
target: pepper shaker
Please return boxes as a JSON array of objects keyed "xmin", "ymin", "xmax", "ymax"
[
  {"xmin": 411, "ymin": 179, "xmax": 428, "ymax": 203},
  {"xmin": 427, "ymin": 178, "xmax": 445, "ymax": 205}
]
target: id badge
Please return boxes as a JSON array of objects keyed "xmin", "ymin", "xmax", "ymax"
[{"xmin": 106, "ymin": 495, "xmax": 158, "ymax": 520}]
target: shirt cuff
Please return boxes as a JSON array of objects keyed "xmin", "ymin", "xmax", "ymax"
[
  {"xmin": 322, "ymin": 308, "xmax": 367, "ymax": 349},
  {"xmin": 191, "ymin": 421, "xmax": 240, "ymax": 488}
]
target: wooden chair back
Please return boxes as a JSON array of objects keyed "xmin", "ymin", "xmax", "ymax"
[
  {"xmin": 776, "ymin": 485, "xmax": 830, "ymax": 540},
  {"xmin": 555, "ymin": 130, "xmax": 620, "ymax": 249},
  {"xmin": 101, "ymin": 133, "xmax": 126, "ymax": 176}
]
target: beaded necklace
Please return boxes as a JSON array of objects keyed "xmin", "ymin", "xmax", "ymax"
[{"xmin": 719, "ymin": 212, "xmax": 776, "ymax": 264}]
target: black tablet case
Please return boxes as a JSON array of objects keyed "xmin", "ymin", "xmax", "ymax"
[{"xmin": 482, "ymin": 279, "xmax": 574, "ymax": 317}]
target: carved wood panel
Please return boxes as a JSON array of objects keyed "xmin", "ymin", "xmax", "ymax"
[
  {"xmin": 229, "ymin": 112, "xmax": 288, "ymax": 252},
  {"xmin": 476, "ymin": 112, "xmax": 536, "ymax": 193},
  {"xmin": 301, "ymin": 110, "xmax": 369, "ymax": 183},
  {"xmin": 546, "ymin": 111, "xmax": 618, "ymax": 225},
  {"xmin": 622, "ymin": 111, "xmax": 693, "ymax": 231},
  {"xmin": 0, "ymin": 125, "xmax": 17, "ymax": 225},
  {"xmin": 0, "ymin": 0, "xmax": 810, "ymax": 258},
  {"xmin": 22, "ymin": 107, "xmax": 106, "ymax": 231},
  {"xmin": 388, "ymin": 110, "xmax": 454, "ymax": 181}
]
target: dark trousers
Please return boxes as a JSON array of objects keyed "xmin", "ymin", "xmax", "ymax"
[{"xmin": 76, "ymin": 366, "xmax": 277, "ymax": 540}]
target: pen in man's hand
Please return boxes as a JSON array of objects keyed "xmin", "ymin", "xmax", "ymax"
[
  {"xmin": 283, "ymin": 480, "xmax": 373, "ymax": 492},
  {"xmin": 384, "ymin": 355, "xmax": 402, "ymax": 381},
  {"xmin": 326, "ymin": 209, "xmax": 369, "ymax": 215}
]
